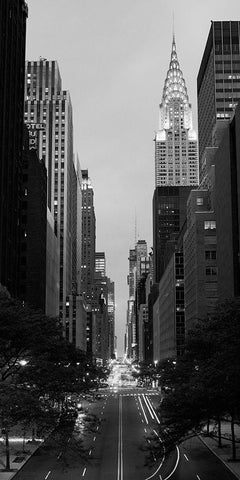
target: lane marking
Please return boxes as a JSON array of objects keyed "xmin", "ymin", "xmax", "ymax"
[
  {"xmin": 144, "ymin": 428, "xmax": 147, "ymax": 433},
  {"xmin": 93, "ymin": 436, "xmax": 96, "ymax": 441},
  {"xmin": 82, "ymin": 467, "xmax": 87, "ymax": 477},
  {"xmin": 142, "ymin": 395, "xmax": 154, "ymax": 420},
  {"xmin": 184, "ymin": 453, "xmax": 189, "ymax": 461},
  {"xmin": 57, "ymin": 451, "xmax": 62, "ymax": 459},
  {"xmin": 162, "ymin": 446, "xmax": 180, "ymax": 480},
  {"xmin": 196, "ymin": 476, "xmax": 201, "ymax": 480},
  {"xmin": 89, "ymin": 449, "xmax": 92, "ymax": 456},
  {"xmin": 117, "ymin": 395, "xmax": 123, "ymax": 480},
  {"xmin": 145, "ymin": 431, "xmax": 165, "ymax": 480},
  {"xmin": 144, "ymin": 395, "xmax": 160, "ymax": 424},
  {"xmin": 45, "ymin": 472, "xmax": 51, "ymax": 480},
  {"xmin": 138, "ymin": 396, "xmax": 149, "ymax": 424}
]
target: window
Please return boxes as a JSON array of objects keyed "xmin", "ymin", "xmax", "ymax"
[
  {"xmin": 206, "ymin": 267, "xmax": 218, "ymax": 276},
  {"xmin": 205, "ymin": 250, "xmax": 217, "ymax": 260},
  {"xmin": 196, "ymin": 197, "xmax": 203, "ymax": 206},
  {"xmin": 204, "ymin": 220, "xmax": 216, "ymax": 230}
]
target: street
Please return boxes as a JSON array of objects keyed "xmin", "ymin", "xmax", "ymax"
[{"xmin": 12, "ymin": 385, "xmax": 237, "ymax": 480}]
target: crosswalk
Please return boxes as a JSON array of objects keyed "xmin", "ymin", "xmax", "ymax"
[{"xmin": 103, "ymin": 392, "xmax": 159, "ymax": 397}]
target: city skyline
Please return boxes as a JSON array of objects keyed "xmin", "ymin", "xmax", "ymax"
[{"xmin": 26, "ymin": 0, "xmax": 240, "ymax": 354}]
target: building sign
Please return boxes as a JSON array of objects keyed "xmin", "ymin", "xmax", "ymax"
[{"xmin": 25, "ymin": 122, "xmax": 45, "ymax": 150}]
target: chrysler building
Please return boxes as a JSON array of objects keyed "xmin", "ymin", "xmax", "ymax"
[{"xmin": 155, "ymin": 36, "xmax": 199, "ymax": 187}]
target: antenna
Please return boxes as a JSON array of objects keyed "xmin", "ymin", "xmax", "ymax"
[
  {"xmin": 172, "ymin": 11, "xmax": 175, "ymax": 44},
  {"xmin": 134, "ymin": 208, "xmax": 137, "ymax": 246}
]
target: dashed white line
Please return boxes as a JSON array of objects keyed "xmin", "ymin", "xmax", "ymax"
[
  {"xmin": 45, "ymin": 472, "xmax": 51, "ymax": 480},
  {"xmin": 196, "ymin": 475, "xmax": 201, "ymax": 480},
  {"xmin": 82, "ymin": 467, "xmax": 87, "ymax": 477},
  {"xmin": 57, "ymin": 451, "xmax": 62, "ymax": 459},
  {"xmin": 144, "ymin": 428, "xmax": 147, "ymax": 433},
  {"xmin": 93, "ymin": 436, "xmax": 96, "ymax": 441},
  {"xmin": 184, "ymin": 453, "xmax": 189, "ymax": 461},
  {"xmin": 89, "ymin": 449, "xmax": 92, "ymax": 456}
]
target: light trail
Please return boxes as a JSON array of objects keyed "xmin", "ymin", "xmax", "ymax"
[
  {"xmin": 138, "ymin": 396, "xmax": 149, "ymax": 424},
  {"xmin": 142, "ymin": 395, "xmax": 154, "ymax": 420},
  {"xmin": 145, "ymin": 395, "xmax": 160, "ymax": 424}
]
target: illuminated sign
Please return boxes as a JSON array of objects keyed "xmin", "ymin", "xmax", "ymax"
[{"xmin": 25, "ymin": 122, "xmax": 45, "ymax": 150}]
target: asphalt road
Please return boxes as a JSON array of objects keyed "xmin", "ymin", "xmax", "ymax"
[{"xmin": 12, "ymin": 388, "xmax": 237, "ymax": 480}]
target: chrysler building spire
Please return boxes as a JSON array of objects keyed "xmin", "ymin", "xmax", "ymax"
[{"xmin": 154, "ymin": 35, "xmax": 199, "ymax": 187}]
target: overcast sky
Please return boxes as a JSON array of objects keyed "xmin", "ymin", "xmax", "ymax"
[{"xmin": 26, "ymin": 0, "xmax": 239, "ymax": 355}]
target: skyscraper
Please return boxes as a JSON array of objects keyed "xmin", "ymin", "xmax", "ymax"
[
  {"xmin": 0, "ymin": 0, "xmax": 28, "ymax": 296},
  {"xmin": 81, "ymin": 170, "xmax": 96, "ymax": 302},
  {"xmin": 25, "ymin": 60, "xmax": 77, "ymax": 325},
  {"xmin": 154, "ymin": 36, "xmax": 198, "ymax": 188},
  {"xmin": 198, "ymin": 21, "xmax": 240, "ymax": 180}
]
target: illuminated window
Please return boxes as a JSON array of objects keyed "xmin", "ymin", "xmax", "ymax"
[{"xmin": 204, "ymin": 220, "xmax": 216, "ymax": 230}]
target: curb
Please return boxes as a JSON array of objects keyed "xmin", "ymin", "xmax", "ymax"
[
  {"xmin": 6, "ymin": 442, "xmax": 43, "ymax": 480},
  {"xmin": 198, "ymin": 435, "xmax": 240, "ymax": 480}
]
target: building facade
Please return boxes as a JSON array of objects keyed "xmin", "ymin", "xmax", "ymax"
[
  {"xmin": 153, "ymin": 186, "xmax": 192, "ymax": 284},
  {"xmin": 155, "ymin": 36, "xmax": 198, "ymax": 188},
  {"xmin": 184, "ymin": 190, "xmax": 218, "ymax": 331},
  {"xmin": 81, "ymin": 170, "xmax": 96, "ymax": 303},
  {"xmin": 198, "ymin": 21, "xmax": 240, "ymax": 180},
  {"xmin": 0, "ymin": 0, "xmax": 28, "ymax": 296},
  {"xmin": 215, "ymin": 104, "xmax": 240, "ymax": 299},
  {"xmin": 19, "ymin": 127, "xmax": 47, "ymax": 311}
]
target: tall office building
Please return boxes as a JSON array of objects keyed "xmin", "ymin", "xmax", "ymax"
[
  {"xmin": 153, "ymin": 186, "xmax": 192, "ymax": 283},
  {"xmin": 25, "ymin": 60, "xmax": 76, "ymax": 324},
  {"xmin": 198, "ymin": 21, "xmax": 240, "ymax": 180},
  {"xmin": 0, "ymin": 0, "xmax": 28, "ymax": 296},
  {"xmin": 81, "ymin": 170, "xmax": 96, "ymax": 302},
  {"xmin": 155, "ymin": 36, "xmax": 198, "ymax": 188}
]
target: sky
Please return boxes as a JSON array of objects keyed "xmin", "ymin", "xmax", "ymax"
[{"xmin": 26, "ymin": 0, "xmax": 240, "ymax": 355}]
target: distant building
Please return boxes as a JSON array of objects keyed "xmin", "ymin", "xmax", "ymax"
[
  {"xmin": 126, "ymin": 240, "xmax": 149, "ymax": 360},
  {"xmin": 0, "ymin": 0, "xmax": 28, "ymax": 296},
  {"xmin": 154, "ymin": 36, "xmax": 198, "ymax": 188},
  {"xmin": 81, "ymin": 170, "xmax": 96, "ymax": 302},
  {"xmin": 107, "ymin": 279, "xmax": 115, "ymax": 359},
  {"xmin": 198, "ymin": 21, "xmax": 240, "ymax": 180}
]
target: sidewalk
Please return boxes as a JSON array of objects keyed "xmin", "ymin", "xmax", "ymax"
[
  {"xmin": 0, "ymin": 432, "xmax": 43, "ymax": 480},
  {"xmin": 200, "ymin": 420, "xmax": 240, "ymax": 479}
]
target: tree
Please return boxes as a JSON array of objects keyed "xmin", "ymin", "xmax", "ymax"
[
  {"xmin": 0, "ymin": 285, "xmax": 107, "ymax": 468},
  {"xmin": 154, "ymin": 298, "xmax": 240, "ymax": 460}
]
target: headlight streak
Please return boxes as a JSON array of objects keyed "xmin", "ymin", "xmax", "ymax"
[
  {"xmin": 138, "ymin": 396, "xmax": 149, "ymax": 424},
  {"xmin": 144, "ymin": 395, "xmax": 160, "ymax": 424}
]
